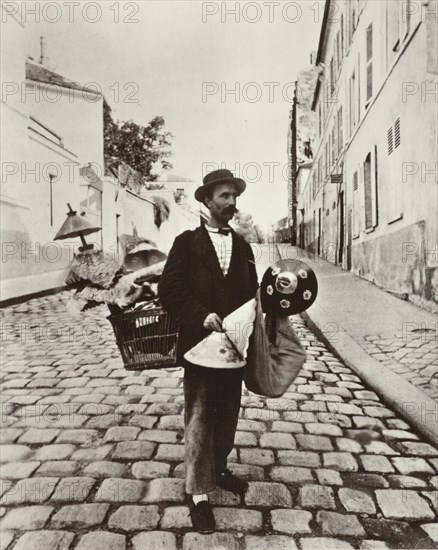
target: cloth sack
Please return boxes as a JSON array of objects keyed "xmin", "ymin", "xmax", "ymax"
[{"xmin": 244, "ymin": 288, "xmax": 307, "ymax": 397}]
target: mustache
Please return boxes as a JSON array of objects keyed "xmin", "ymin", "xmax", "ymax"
[{"xmin": 224, "ymin": 207, "xmax": 237, "ymax": 215}]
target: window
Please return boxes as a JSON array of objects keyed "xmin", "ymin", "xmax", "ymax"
[
  {"xmin": 48, "ymin": 173, "xmax": 55, "ymax": 227},
  {"xmin": 349, "ymin": 71, "xmax": 356, "ymax": 136},
  {"xmin": 394, "ymin": 117, "xmax": 401, "ymax": 149},
  {"xmin": 364, "ymin": 153, "xmax": 373, "ymax": 229},
  {"xmin": 318, "ymin": 158, "xmax": 322, "ymax": 190},
  {"xmin": 353, "ymin": 170, "xmax": 360, "ymax": 237},
  {"xmin": 387, "ymin": 117, "xmax": 403, "ymax": 222},
  {"xmin": 387, "ymin": 1, "xmax": 411, "ymax": 68},
  {"xmin": 330, "ymin": 57, "xmax": 335, "ymax": 97},
  {"xmin": 349, "ymin": 6, "xmax": 356, "ymax": 45},
  {"xmin": 357, "ymin": 54, "xmax": 361, "ymax": 121},
  {"xmin": 340, "ymin": 14, "xmax": 344, "ymax": 58},
  {"xmin": 318, "ymin": 103, "xmax": 322, "ymax": 137},
  {"xmin": 337, "ymin": 107, "xmax": 343, "ymax": 154},
  {"xmin": 331, "ymin": 125, "xmax": 336, "ymax": 164},
  {"xmin": 387, "ymin": 0, "xmax": 400, "ymax": 66},
  {"xmin": 387, "ymin": 117, "xmax": 401, "ymax": 156},
  {"xmin": 387, "ymin": 126, "xmax": 394, "ymax": 155},
  {"xmin": 366, "ymin": 24, "xmax": 373, "ymax": 104}
]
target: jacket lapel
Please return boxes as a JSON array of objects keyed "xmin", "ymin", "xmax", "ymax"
[{"xmin": 191, "ymin": 225, "xmax": 225, "ymax": 280}]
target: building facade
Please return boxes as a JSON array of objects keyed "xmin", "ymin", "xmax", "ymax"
[
  {"xmin": 306, "ymin": 0, "xmax": 437, "ymax": 309},
  {"xmin": 0, "ymin": 9, "xmax": 199, "ymax": 303},
  {"xmin": 287, "ymin": 66, "xmax": 318, "ymax": 234}
]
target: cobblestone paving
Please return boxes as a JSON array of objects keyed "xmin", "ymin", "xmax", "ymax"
[
  {"xmin": 363, "ymin": 332, "xmax": 438, "ymax": 401},
  {"xmin": 1, "ymin": 291, "xmax": 437, "ymax": 550}
]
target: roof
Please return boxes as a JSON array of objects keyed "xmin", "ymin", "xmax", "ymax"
[
  {"xmin": 26, "ymin": 60, "xmax": 101, "ymax": 95},
  {"xmin": 315, "ymin": 0, "xmax": 331, "ymax": 66},
  {"xmin": 311, "ymin": 0, "xmax": 331, "ymax": 111}
]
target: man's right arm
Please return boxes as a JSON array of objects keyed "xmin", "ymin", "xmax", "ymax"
[{"xmin": 158, "ymin": 232, "xmax": 211, "ymax": 330}]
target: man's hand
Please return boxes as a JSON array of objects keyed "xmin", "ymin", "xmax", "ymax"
[
  {"xmin": 116, "ymin": 281, "xmax": 144, "ymax": 308},
  {"xmin": 203, "ymin": 313, "xmax": 224, "ymax": 332}
]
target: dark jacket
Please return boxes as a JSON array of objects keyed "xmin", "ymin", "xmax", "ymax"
[{"xmin": 158, "ymin": 224, "xmax": 259, "ymax": 367}]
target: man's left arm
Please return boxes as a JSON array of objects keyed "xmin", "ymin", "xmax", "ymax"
[{"xmin": 245, "ymin": 241, "xmax": 259, "ymax": 296}]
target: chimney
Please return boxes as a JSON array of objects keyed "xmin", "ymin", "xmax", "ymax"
[{"xmin": 310, "ymin": 51, "xmax": 317, "ymax": 65}]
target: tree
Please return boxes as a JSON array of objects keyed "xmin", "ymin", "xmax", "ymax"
[
  {"xmin": 104, "ymin": 100, "xmax": 173, "ymax": 181},
  {"xmin": 233, "ymin": 211, "xmax": 265, "ymax": 243}
]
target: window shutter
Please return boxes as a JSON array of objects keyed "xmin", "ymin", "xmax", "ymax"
[
  {"xmin": 330, "ymin": 58, "xmax": 335, "ymax": 97},
  {"xmin": 387, "ymin": 126, "xmax": 394, "ymax": 156},
  {"xmin": 366, "ymin": 24, "xmax": 373, "ymax": 102},
  {"xmin": 366, "ymin": 24, "xmax": 373, "ymax": 61},
  {"xmin": 353, "ymin": 170, "xmax": 360, "ymax": 237},
  {"xmin": 331, "ymin": 126, "xmax": 336, "ymax": 163},
  {"xmin": 364, "ymin": 153, "xmax": 373, "ymax": 229},
  {"xmin": 366, "ymin": 64, "xmax": 373, "ymax": 101},
  {"xmin": 340, "ymin": 14, "xmax": 344, "ymax": 57},
  {"xmin": 394, "ymin": 117, "xmax": 401, "ymax": 149},
  {"xmin": 387, "ymin": 117, "xmax": 403, "ymax": 222},
  {"xmin": 338, "ymin": 107, "xmax": 343, "ymax": 153},
  {"xmin": 373, "ymin": 145, "xmax": 379, "ymax": 227},
  {"xmin": 349, "ymin": 72, "xmax": 356, "ymax": 136}
]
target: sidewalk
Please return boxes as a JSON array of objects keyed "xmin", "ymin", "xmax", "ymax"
[{"xmin": 277, "ymin": 245, "xmax": 438, "ymax": 446}]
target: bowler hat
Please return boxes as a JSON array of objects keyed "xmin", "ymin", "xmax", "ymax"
[
  {"xmin": 261, "ymin": 259, "xmax": 318, "ymax": 315},
  {"xmin": 195, "ymin": 169, "xmax": 246, "ymax": 202}
]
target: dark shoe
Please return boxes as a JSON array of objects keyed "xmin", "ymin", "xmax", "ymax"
[
  {"xmin": 187, "ymin": 494, "xmax": 215, "ymax": 533},
  {"xmin": 216, "ymin": 468, "xmax": 249, "ymax": 495}
]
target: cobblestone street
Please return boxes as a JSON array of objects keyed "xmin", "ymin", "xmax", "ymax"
[{"xmin": 1, "ymin": 250, "xmax": 437, "ymax": 549}]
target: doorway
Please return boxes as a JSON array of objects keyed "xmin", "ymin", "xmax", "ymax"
[
  {"xmin": 338, "ymin": 191, "xmax": 345, "ymax": 265},
  {"xmin": 317, "ymin": 208, "xmax": 321, "ymax": 256}
]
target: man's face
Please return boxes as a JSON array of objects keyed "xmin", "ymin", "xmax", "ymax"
[{"xmin": 204, "ymin": 183, "xmax": 238, "ymax": 224}]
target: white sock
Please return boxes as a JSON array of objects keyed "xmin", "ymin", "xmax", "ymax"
[{"xmin": 192, "ymin": 494, "xmax": 208, "ymax": 504}]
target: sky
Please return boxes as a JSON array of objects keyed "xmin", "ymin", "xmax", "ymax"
[{"xmin": 25, "ymin": 0, "xmax": 324, "ymax": 231}]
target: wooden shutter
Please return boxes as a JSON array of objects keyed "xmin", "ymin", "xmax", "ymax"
[
  {"xmin": 387, "ymin": 118, "xmax": 403, "ymax": 222},
  {"xmin": 353, "ymin": 170, "xmax": 360, "ymax": 237},
  {"xmin": 373, "ymin": 145, "xmax": 379, "ymax": 227},
  {"xmin": 338, "ymin": 107, "xmax": 343, "ymax": 153},
  {"xmin": 387, "ymin": 126, "xmax": 394, "ymax": 156},
  {"xmin": 394, "ymin": 117, "xmax": 401, "ymax": 149},
  {"xmin": 364, "ymin": 153, "xmax": 373, "ymax": 229},
  {"xmin": 340, "ymin": 14, "xmax": 344, "ymax": 58},
  {"xmin": 366, "ymin": 24, "xmax": 373, "ymax": 102},
  {"xmin": 349, "ymin": 72, "xmax": 356, "ymax": 136}
]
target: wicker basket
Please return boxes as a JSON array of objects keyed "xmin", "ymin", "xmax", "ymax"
[{"xmin": 108, "ymin": 306, "xmax": 178, "ymax": 371}]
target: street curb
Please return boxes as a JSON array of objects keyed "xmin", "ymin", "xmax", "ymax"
[
  {"xmin": 301, "ymin": 307, "xmax": 438, "ymax": 446},
  {"xmin": 0, "ymin": 286, "xmax": 66, "ymax": 309}
]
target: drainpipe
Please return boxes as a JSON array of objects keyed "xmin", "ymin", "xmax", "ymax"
[{"xmin": 291, "ymin": 82, "xmax": 298, "ymax": 246}]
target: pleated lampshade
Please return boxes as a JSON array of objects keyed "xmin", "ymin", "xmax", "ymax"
[{"xmin": 54, "ymin": 203, "xmax": 101, "ymax": 241}]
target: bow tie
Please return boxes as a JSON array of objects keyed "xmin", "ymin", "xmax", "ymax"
[{"xmin": 206, "ymin": 226, "xmax": 231, "ymax": 236}]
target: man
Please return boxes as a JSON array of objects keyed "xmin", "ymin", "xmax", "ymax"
[{"xmin": 158, "ymin": 168, "xmax": 258, "ymax": 533}]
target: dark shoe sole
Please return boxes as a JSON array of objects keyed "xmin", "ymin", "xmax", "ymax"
[{"xmin": 186, "ymin": 494, "xmax": 216, "ymax": 533}]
